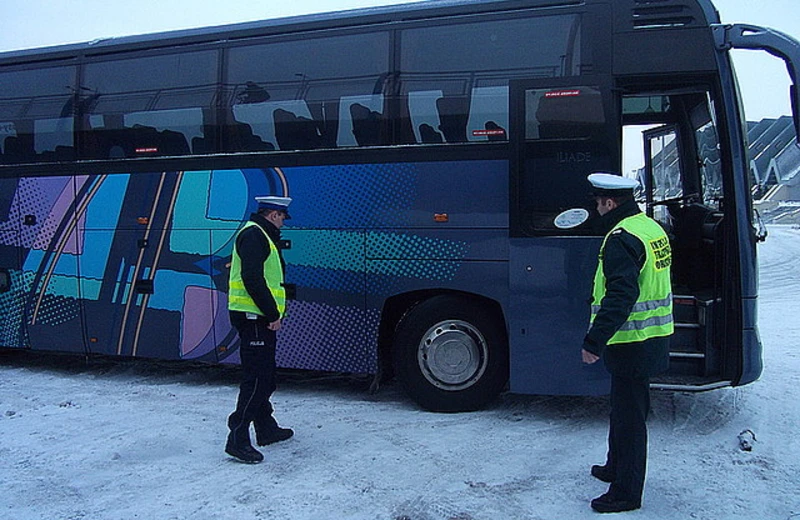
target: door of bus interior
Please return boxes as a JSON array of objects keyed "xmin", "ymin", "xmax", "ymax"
[
  {"xmin": 635, "ymin": 105, "xmax": 729, "ymax": 387},
  {"xmin": 621, "ymin": 84, "xmax": 752, "ymax": 388}
]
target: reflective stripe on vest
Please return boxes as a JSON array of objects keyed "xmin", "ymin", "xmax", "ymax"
[
  {"xmin": 590, "ymin": 212, "xmax": 674, "ymax": 344},
  {"xmin": 228, "ymin": 221, "xmax": 286, "ymax": 317}
]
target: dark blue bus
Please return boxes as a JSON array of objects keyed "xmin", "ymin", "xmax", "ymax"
[{"xmin": 1, "ymin": 0, "xmax": 798, "ymax": 410}]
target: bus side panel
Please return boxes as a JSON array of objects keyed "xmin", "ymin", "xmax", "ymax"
[
  {"xmin": 280, "ymin": 228, "xmax": 372, "ymax": 373},
  {"xmin": 0, "ymin": 176, "xmax": 23, "ymax": 348},
  {"xmin": 78, "ymin": 170, "xmax": 236, "ymax": 362},
  {"xmin": 212, "ymin": 166, "xmax": 377, "ymax": 373},
  {"xmin": 280, "ymin": 160, "xmax": 509, "ymax": 375},
  {"xmin": 366, "ymin": 257, "xmax": 509, "ymax": 310},
  {"xmin": 77, "ymin": 172, "xmax": 174, "ymax": 359},
  {"xmin": 282, "ymin": 160, "xmax": 508, "ymax": 230},
  {"xmin": 19, "ymin": 175, "xmax": 85, "ymax": 353},
  {"xmin": 508, "ymin": 237, "xmax": 610, "ymax": 396},
  {"xmin": 364, "ymin": 227, "xmax": 509, "ymax": 304},
  {"xmin": 7, "ymin": 160, "xmax": 510, "ymax": 375},
  {"xmin": 174, "ymin": 170, "xmax": 258, "ymax": 364},
  {"xmin": 0, "ymin": 231, "xmax": 21, "ymax": 348},
  {"xmin": 139, "ymin": 170, "xmax": 226, "ymax": 363}
]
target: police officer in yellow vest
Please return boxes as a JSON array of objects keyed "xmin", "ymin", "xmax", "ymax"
[
  {"xmin": 581, "ymin": 173, "xmax": 672, "ymax": 513},
  {"xmin": 225, "ymin": 195, "xmax": 294, "ymax": 463}
]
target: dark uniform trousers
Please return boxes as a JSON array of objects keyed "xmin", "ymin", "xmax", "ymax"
[
  {"xmin": 228, "ymin": 318, "xmax": 279, "ymax": 443},
  {"xmin": 606, "ymin": 374, "xmax": 651, "ymax": 501}
]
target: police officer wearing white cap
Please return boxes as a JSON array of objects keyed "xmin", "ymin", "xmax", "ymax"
[
  {"xmin": 225, "ymin": 195, "xmax": 294, "ymax": 463},
  {"xmin": 582, "ymin": 173, "xmax": 673, "ymax": 512}
]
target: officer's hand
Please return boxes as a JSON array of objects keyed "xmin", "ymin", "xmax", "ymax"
[
  {"xmin": 268, "ymin": 319, "xmax": 281, "ymax": 331},
  {"xmin": 582, "ymin": 348, "xmax": 600, "ymax": 364}
]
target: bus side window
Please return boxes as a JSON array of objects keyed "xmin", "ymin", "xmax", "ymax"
[
  {"xmin": 467, "ymin": 86, "xmax": 509, "ymax": 142},
  {"xmin": 405, "ymin": 87, "xmax": 507, "ymax": 144},
  {"xmin": 230, "ymin": 99, "xmax": 310, "ymax": 152},
  {"xmin": 515, "ymin": 85, "xmax": 613, "ymax": 236},
  {"xmin": 226, "ymin": 31, "xmax": 390, "ymax": 152},
  {"xmin": 0, "ymin": 66, "xmax": 76, "ymax": 165},
  {"xmin": 81, "ymin": 51, "xmax": 216, "ymax": 159},
  {"xmin": 399, "ymin": 15, "xmax": 583, "ymax": 146}
]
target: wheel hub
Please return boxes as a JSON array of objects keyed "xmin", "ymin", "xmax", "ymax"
[{"xmin": 418, "ymin": 319, "xmax": 488, "ymax": 390}]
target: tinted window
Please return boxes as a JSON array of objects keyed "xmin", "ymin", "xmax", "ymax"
[
  {"xmin": 525, "ymin": 86, "xmax": 605, "ymax": 140},
  {"xmin": 695, "ymin": 116, "xmax": 723, "ymax": 208},
  {"xmin": 400, "ymin": 15, "xmax": 583, "ymax": 144},
  {"xmin": 0, "ymin": 66, "xmax": 77, "ymax": 164},
  {"xmin": 623, "ymin": 95, "xmax": 670, "ymax": 117},
  {"xmin": 226, "ymin": 32, "xmax": 390, "ymax": 151},
  {"xmin": 644, "ymin": 126, "xmax": 685, "ymax": 226},
  {"xmin": 515, "ymin": 84, "xmax": 614, "ymax": 236},
  {"xmin": 82, "ymin": 51, "xmax": 217, "ymax": 158}
]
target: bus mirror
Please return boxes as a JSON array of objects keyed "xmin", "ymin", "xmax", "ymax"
[{"xmin": 716, "ymin": 24, "xmax": 800, "ymax": 143}]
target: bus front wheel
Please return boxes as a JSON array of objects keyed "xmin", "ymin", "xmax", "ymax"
[{"xmin": 392, "ymin": 295, "xmax": 508, "ymax": 412}]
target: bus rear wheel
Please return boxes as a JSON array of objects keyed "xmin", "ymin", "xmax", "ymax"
[{"xmin": 392, "ymin": 295, "xmax": 508, "ymax": 412}]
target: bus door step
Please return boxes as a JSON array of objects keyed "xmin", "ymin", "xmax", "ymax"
[{"xmin": 670, "ymin": 294, "xmax": 718, "ymax": 376}]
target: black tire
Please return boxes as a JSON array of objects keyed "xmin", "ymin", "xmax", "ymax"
[{"xmin": 392, "ymin": 295, "xmax": 509, "ymax": 412}]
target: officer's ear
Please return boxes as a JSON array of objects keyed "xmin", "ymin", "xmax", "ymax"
[{"xmin": 264, "ymin": 209, "xmax": 284, "ymax": 225}]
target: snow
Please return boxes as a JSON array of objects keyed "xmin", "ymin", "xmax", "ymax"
[{"xmin": 2, "ymin": 226, "xmax": 800, "ymax": 520}]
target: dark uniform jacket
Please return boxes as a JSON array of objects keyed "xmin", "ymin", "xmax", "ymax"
[
  {"xmin": 582, "ymin": 200, "xmax": 671, "ymax": 379},
  {"xmin": 229, "ymin": 213, "xmax": 284, "ymax": 327}
]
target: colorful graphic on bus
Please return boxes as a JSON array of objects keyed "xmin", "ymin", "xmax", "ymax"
[{"xmin": 0, "ymin": 161, "xmax": 504, "ymax": 375}]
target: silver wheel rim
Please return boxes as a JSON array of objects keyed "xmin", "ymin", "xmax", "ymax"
[{"xmin": 417, "ymin": 319, "xmax": 488, "ymax": 391}]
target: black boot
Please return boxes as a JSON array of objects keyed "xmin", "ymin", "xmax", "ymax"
[
  {"xmin": 590, "ymin": 491, "xmax": 641, "ymax": 513},
  {"xmin": 254, "ymin": 417, "xmax": 294, "ymax": 447},
  {"xmin": 225, "ymin": 429, "xmax": 263, "ymax": 464}
]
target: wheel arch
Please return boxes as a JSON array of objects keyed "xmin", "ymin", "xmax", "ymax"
[{"xmin": 376, "ymin": 289, "xmax": 508, "ymax": 383}]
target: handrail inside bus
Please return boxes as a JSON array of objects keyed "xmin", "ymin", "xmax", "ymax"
[{"xmin": 713, "ymin": 23, "xmax": 800, "ymax": 144}]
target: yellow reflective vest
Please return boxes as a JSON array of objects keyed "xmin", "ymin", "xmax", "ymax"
[
  {"xmin": 590, "ymin": 212, "xmax": 673, "ymax": 344},
  {"xmin": 228, "ymin": 221, "xmax": 286, "ymax": 317}
]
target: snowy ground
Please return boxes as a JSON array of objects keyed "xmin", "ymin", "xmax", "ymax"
[{"xmin": 1, "ymin": 226, "xmax": 799, "ymax": 520}]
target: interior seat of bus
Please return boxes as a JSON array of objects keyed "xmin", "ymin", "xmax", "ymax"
[
  {"xmin": 667, "ymin": 201, "xmax": 724, "ymax": 293},
  {"xmin": 350, "ymin": 103, "xmax": 385, "ymax": 146}
]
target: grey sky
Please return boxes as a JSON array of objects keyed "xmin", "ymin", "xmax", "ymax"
[{"xmin": 0, "ymin": 0, "xmax": 797, "ymax": 121}]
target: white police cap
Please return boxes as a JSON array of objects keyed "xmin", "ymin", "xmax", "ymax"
[
  {"xmin": 587, "ymin": 173, "xmax": 639, "ymax": 194},
  {"xmin": 255, "ymin": 196, "xmax": 292, "ymax": 218}
]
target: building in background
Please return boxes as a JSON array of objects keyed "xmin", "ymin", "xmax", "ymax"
[
  {"xmin": 748, "ymin": 117, "xmax": 800, "ymax": 224},
  {"xmin": 636, "ymin": 116, "xmax": 799, "ymax": 225}
]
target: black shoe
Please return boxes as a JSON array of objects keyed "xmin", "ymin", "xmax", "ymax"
[
  {"xmin": 591, "ymin": 492, "xmax": 641, "ymax": 513},
  {"xmin": 225, "ymin": 438, "xmax": 264, "ymax": 464},
  {"xmin": 591, "ymin": 464, "xmax": 615, "ymax": 483},
  {"xmin": 256, "ymin": 426, "xmax": 294, "ymax": 447}
]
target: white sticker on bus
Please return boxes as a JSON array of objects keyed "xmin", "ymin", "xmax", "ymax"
[{"xmin": 554, "ymin": 208, "xmax": 589, "ymax": 229}]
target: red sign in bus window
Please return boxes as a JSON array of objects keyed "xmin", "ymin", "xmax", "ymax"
[
  {"xmin": 472, "ymin": 129, "xmax": 506, "ymax": 137},
  {"xmin": 544, "ymin": 89, "xmax": 581, "ymax": 98}
]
